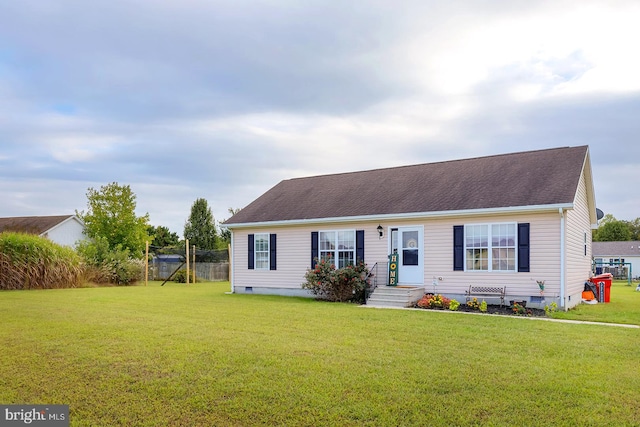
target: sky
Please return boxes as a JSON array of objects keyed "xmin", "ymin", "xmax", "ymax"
[{"xmin": 1, "ymin": 0, "xmax": 639, "ymax": 236}]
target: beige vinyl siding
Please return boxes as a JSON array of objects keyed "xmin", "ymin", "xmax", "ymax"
[
  {"xmin": 418, "ymin": 213, "xmax": 561, "ymax": 300},
  {"xmin": 564, "ymin": 168, "xmax": 594, "ymax": 307},
  {"xmin": 232, "ymin": 212, "xmax": 564, "ymax": 302},
  {"xmin": 233, "ymin": 223, "xmax": 388, "ymax": 291}
]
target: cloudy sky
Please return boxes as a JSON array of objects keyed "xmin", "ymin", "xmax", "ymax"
[{"xmin": 1, "ymin": 0, "xmax": 638, "ymax": 235}]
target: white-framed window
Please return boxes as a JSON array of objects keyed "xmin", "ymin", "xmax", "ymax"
[
  {"xmin": 465, "ymin": 223, "xmax": 516, "ymax": 272},
  {"xmin": 319, "ymin": 230, "xmax": 355, "ymax": 268},
  {"xmin": 254, "ymin": 233, "xmax": 269, "ymax": 270}
]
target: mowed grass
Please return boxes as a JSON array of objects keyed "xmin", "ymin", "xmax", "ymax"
[
  {"xmin": 552, "ymin": 280, "xmax": 640, "ymax": 325},
  {"xmin": 1, "ymin": 282, "xmax": 639, "ymax": 426}
]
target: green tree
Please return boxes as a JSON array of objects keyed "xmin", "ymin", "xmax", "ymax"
[
  {"xmin": 76, "ymin": 182, "xmax": 150, "ymax": 258},
  {"xmin": 184, "ymin": 198, "xmax": 217, "ymax": 250},
  {"xmin": 219, "ymin": 207, "xmax": 240, "ymax": 247},
  {"xmin": 148, "ymin": 225, "xmax": 180, "ymax": 247},
  {"xmin": 627, "ymin": 218, "xmax": 640, "ymax": 240},
  {"xmin": 594, "ymin": 217, "xmax": 632, "ymax": 241}
]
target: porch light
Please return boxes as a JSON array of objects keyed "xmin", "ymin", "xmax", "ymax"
[{"xmin": 377, "ymin": 225, "xmax": 384, "ymax": 238}]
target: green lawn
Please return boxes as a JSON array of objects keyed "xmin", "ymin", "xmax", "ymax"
[
  {"xmin": 551, "ymin": 280, "xmax": 640, "ymax": 325},
  {"xmin": 1, "ymin": 281, "xmax": 639, "ymax": 426}
]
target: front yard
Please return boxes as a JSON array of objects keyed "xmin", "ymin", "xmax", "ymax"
[{"xmin": 1, "ymin": 281, "xmax": 639, "ymax": 426}]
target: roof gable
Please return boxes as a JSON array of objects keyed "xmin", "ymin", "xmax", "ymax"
[
  {"xmin": 226, "ymin": 146, "xmax": 591, "ymax": 225},
  {"xmin": 0, "ymin": 215, "xmax": 78, "ymax": 235}
]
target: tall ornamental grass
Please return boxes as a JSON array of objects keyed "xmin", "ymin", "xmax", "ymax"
[{"xmin": 0, "ymin": 232, "xmax": 83, "ymax": 290}]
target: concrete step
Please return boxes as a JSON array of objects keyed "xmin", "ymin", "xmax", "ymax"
[{"xmin": 366, "ymin": 286, "xmax": 425, "ymax": 308}]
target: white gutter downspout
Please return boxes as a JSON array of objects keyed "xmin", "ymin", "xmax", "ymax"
[
  {"xmin": 559, "ymin": 208, "xmax": 566, "ymax": 309},
  {"xmin": 230, "ymin": 231, "xmax": 235, "ymax": 294}
]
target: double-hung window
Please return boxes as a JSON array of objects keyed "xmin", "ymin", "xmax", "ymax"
[
  {"xmin": 254, "ymin": 233, "xmax": 270, "ymax": 270},
  {"xmin": 465, "ymin": 223, "xmax": 516, "ymax": 272},
  {"xmin": 319, "ymin": 230, "xmax": 355, "ymax": 268}
]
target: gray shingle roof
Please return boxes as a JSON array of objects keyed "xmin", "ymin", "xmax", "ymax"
[
  {"xmin": 593, "ymin": 241, "xmax": 640, "ymax": 257},
  {"xmin": 225, "ymin": 146, "xmax": 589, "ymax": 225},
  {"xmin": 0, "ymin": 215, "xmax": 76, "ymax": 235}
]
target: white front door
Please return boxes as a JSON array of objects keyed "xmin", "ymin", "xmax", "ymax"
[{"xmin": 391, "ymin": 226, "xmax": 424, "ymax": 285}]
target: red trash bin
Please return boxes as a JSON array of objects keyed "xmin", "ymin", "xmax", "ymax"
[{"xmin": 591, "ymin": 273, "xmax": 613, "ymax": 303}]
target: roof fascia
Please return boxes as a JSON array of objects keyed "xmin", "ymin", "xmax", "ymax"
[{"xmin": 223, "ymin": 203, "xmax": 574, "ymax": 229}]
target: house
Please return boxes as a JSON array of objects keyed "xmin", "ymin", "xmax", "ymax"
[
  {"xmin": 592, "ymin": 241, "xmax": 640, "ymax": 280},
  {"xmin": 0, "ymin": 215, "xmax": 86, "ymax": 247},
  {"xmin": 224, "ymin": 146, "xmax": 598, "ymax": 310}
]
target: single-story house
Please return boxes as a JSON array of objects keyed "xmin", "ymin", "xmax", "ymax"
[
  {"xmin": 592, "ymin": 241, "xmax": 640, "ymax": 280},
  {"xmin": 224, "ymin": 146, "xmax": 597, "ymax": 310},
  {"xmin": 0, "ymin": 215, "xmax": 86, "ymax": 247}
]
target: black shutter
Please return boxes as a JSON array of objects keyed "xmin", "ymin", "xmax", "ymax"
[
  {"xmin": 248, "ymin": 234, "xmax": 255, "ymax": 270},
  {"xmin": 311, "ymin": 232, "xmax": 319, "ymax": 268},
  {"xmin": 453, "ymin": 225, "xmax": 464, "ymax": 271},
  {"xmin": 518, "ymin": 223, "xmax": 530, "ymax": 273},
  {"xmin": 356, "ymin": 230, "xmax": 365, "ymax": 263},
  {"xmin": 270, "ymin": 234, "xmax": 277, "ymax": 270}
]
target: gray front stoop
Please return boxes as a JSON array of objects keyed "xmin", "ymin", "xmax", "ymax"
[{"xmin": 366, "ymin": 286, "xmax": 425, "ymax": 308}]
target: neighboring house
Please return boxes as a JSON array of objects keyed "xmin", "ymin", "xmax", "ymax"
[
  {"xmin": 592, "ymin": 241, "xmax": 640, "ymax": 280},
  {"xmin": 0, "ymin": 215, "xmax": 86, "ymax": 247},
  {"xmin": 224, "ymin": 146, "xmax": 597, "ymax": 310}
]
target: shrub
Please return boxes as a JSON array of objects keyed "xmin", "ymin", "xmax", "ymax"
[
  {"xmin": 449, "ymin": 299, "xmax": 460, "ymax": 311},
  {"xmin": 173, "ymin": 269, "xmax": 198, "ymax": 283},
  {"xmin": 0, "ymin": 232, "xmax": 83, "ymax": 290},
  {"xmin": 302, "ymin": 258, "xmax": 369, "ymax": 302},
  {"xmin": 76, "ymin": 237, "xmax": 144, "ymax": 286},
  {"xmin": 544, "ymin": 301, "xmax": 559, "ymax": 316}
]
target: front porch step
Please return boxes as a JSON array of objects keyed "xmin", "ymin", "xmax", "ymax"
[{"xmin": 366, "ymin": 286, "xmax": 425, "ymax": 308}]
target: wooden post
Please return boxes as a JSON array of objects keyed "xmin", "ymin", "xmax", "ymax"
[
  {"xmin": 145, "ymin": 241, "xmax": 149, "ymax": 286},
  {"xmin": 192, "ymin": 244, "xmax": 196, "ymax": 283},
  {"xmin": 186, "ymin": 239, "xmax": 190, "ymax": 285}
]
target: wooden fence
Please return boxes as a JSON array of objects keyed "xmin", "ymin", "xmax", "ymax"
[{"xmin": 150, "ymin": 261, "xmax": 229, "ymax": 282}]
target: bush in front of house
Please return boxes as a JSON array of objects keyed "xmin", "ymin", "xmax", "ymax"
[
  {"xmin": 302, "ymin": 258, "xmax": 369, "ymax": 303},
  {"xmin": 0, "ymin": 232, "xmax": 83, "ymax": 290},
  {"xmin": 76, "ymin": 236, "xmax": 144, "ymax": 285}
]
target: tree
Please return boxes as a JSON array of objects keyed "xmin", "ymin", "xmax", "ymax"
[
  {"xmin": 593, "ymin": 217, "xmax": 632, "ymax": 241},
  {"xmin": 147, "ymin": 225, "xmax": 180, "ymax": 247},
  {"xmin": 627, "ymin": 218, "xmax": 640, "ymax": 240},
  {"xmin": 76, "ymin": 182, "xmax": 150, "ymax": 258},
  {"xmin": 184, "ymin": 198, "xmax": 217, "ymax": 250},
  {"xmin": 219, "ymin": 207, "xmax": 240, "ymax": 247}
]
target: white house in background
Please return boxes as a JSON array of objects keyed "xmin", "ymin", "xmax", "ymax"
[
  {"xmin": 0, "ymin": 215, "xmax": 86, "ymax": 247},
  {"xmin": 592, "ymin": 241, "xmax": 640, "ymax": 280},
  {"xmin": 224, "ymin": 146, "xmax": 598, "ymax": 310}
]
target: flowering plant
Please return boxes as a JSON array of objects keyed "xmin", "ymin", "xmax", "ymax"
[
  {"xmin": 417, "ymin": 293, "xmax": 451, "ymax": 309},
  {"xmin": 302, "ymin": 257, "xmax": 369, "ymax": 302},
  {"xmin": 466, "ymin": 297, "xmax": 480, "ymax": 310}
]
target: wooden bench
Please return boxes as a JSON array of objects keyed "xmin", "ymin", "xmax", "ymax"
[{"xmin": 465, "ymin": 285, "xmax": 506, "ymax": 307}]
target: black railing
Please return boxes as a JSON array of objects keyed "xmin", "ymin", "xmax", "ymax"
[{"xmin": 363, "ymin": 261, "xmax": 389, "ymax": 304}]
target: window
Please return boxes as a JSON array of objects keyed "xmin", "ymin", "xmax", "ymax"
[
  {"xmin": 254, "ymin": 233, "xmax": 269, "ymax": 269},
  {"xmin": 248, "ymin": 233, "xmax": 276, "ymax": 270},
  {"xmin": 465, "ymin": 223, "xmax": 516, "ymax": 272},
  {"xmin": 319, "ymin": 230, "xmax": 355, "ymax": 268}
]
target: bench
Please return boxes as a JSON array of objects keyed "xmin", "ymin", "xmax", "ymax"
[{"xmin": 465, "ymin": 285, "xmax": 506, "ymax": 307}]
